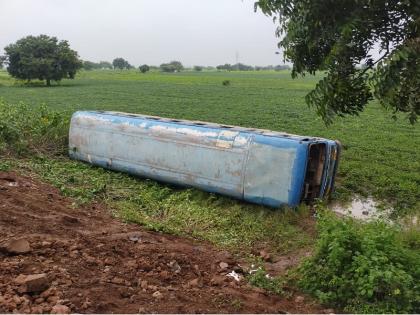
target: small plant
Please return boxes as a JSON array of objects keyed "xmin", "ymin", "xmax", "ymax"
[
  {"xmin": 247, "ymin": 266, "xmax": 284, "ymax": 295},
  {"xmin": 222, "ymin": 80, "xmax": 230, "ymax": 86},
  {"xmin": 298, "ymin": 210, "xmax": 420, "ymax": 313}
]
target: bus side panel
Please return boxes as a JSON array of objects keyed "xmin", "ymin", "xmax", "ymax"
[{"xmin": 243, "ymin": 135, "xmax": 309, "ymax": 207}]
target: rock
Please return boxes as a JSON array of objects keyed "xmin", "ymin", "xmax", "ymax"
[
  {"xmin": 69, "ymin": 250, "xmax": 79, "ymax": 258},
  {"xmin": 40, "ymin": 288, "xmax": 56, "ymax": 298},
  {"xmin": 14, "ymin": 274, "xmax": 28, "ymax": 285},
  {"xmin": 34, "ymin": 297, "xmax": 44, "ymax": 304},
  {"xmin": 188, "ymin": 278, "xmax": 203, "ymax": 288},
  {"xmin": 294, "ymin": 295, "xmax": 305, "ymax": 303},
  {"xmin": 259, "ymin": 250, "xmax": 272, "ymax": 262},
  {"xmin": 81, "ymin": 298, "xmax": 92, "ymax": 310},
  {"xmin": 104, "ymin": 257, "xmax": 114, "ymax": 265},
  {"xmin": 323, "ymin": 308, "xmax": 335, "ymax": 314},
  {"xmin": 210, "ymin": 275, "xmax": 226, "ymax": 286},
  {"xmin": 219, "ymin": 262, "xmax": 229, "ymax": 271},
  {"xmin": 160, "ymin": 270, "xmax": 170, "ymax": 280},
  {"xmin": 140, "ymin": 280, "xmax": 148, "ymax": 290},
  {"xmin": 152, "ymin": 291, "xmax": 163, "ymax": 299},
  {"xmin": 16, "ymin": 274, "xmax": 50, "ymax": 293},
  {"xmin": 111, "ymin": 277, "xmax": 125, "ymax": 285},
  {"xmin": 31, "ymin": 306, "xmax": 44, "ymax": 314},
  {"xmin": 119, "ymin": 288, "xmax": 130, "ymax": 298},
  {"xmin": 129, "ymin": 235, "xmax": 140, "ymax": 242},
  {"xmin": 47, "ymin": 295, "xmax": 59, "ymax": 304},
  {"xmin": 2, "ymin": 238, "xmax": 31, "ymax": 254},
  {"xmin": 168, "ymin": 260, "xmax": 181, "ymax": 274},
  {"xmin": 51, "ymin": 304, "xmax": 71, "ymax": 314}
]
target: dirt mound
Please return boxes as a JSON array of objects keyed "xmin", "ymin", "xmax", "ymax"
[{"xmin": 0, "ymin": 171, "xmax": 324, "ymax": 313}]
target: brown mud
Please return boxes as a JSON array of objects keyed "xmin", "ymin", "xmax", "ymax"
[{"xmin": 0, "ymin": 171, "xmax": 326, "ymax": 314}]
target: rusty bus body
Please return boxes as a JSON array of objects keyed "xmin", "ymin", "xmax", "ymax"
[{"xmin": 69, "ymin": 111, "xmax": 340, "ymax": 207}]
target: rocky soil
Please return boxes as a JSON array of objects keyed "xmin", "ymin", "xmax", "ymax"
[{"xmin": 0, "ymin": 171, "xmax": 325, "ymax": 313}]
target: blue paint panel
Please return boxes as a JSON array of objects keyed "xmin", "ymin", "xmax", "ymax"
[{"xmin": 69, "ymin": 111, "xmax": 340, "ymax": 208}]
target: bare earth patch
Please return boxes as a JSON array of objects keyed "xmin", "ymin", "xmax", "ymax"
[{"xmin": 0, "ymin": 171, "xmax": 324, "ymax": 313}]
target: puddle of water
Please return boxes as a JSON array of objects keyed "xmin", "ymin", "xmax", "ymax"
[{"xmin": 330, "ymin": 197, "xmax": 391, "ymax": 221}]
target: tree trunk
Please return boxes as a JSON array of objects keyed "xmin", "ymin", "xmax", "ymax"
[{"xmin": 46, "ymin": 79, "xmax": 51, "ymax": 86}]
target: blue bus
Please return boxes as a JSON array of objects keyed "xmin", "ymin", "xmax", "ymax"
[{"xmin": 69, "ymin": 111, "xmax": 341, "ymax": 208}]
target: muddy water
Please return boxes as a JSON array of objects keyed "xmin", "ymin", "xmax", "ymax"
[{"xmin": 330, "ymin": 196, "xmax": 392, "ymax": 220}]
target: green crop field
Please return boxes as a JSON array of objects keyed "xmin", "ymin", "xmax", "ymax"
[{"xmin": 1, "ymin": 69, "xmax": 418, "ymax": 215}]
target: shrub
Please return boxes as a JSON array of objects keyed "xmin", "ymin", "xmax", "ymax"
[
  {"xmin": 139, "ymin": 64, "xmax": 150, "ymax": 73},
  {"xmin": 298, "ymin": 211, "xmax": 420, "ymax": 313},
  {"xmin": 0, "ymin": 100, "xmax": 69, "ymax": 156},
  {"xmin": 222, "ymin": 80, "xmax": 230, "ymax": 86}
]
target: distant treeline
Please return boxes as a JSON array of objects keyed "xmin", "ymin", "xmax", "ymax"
[
  {"xmin": 215, "ymin": 63, "xmax": 290, "ymax": 71},
  {"xmin": 82, "ymin": 58, "xmax": 290, "ymax": 72}
]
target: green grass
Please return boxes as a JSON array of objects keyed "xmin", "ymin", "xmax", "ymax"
[{"xmin": 1, "ymin": 69, "xmax": 418, "ymax": 215}]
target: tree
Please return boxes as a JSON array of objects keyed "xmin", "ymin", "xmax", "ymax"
[
  {"xmin": 233, "ymin": 63, "xmax": 254, "ymax": 71},
  {"xmin": 216, "ymin": 64, "xmax": 233, "ymax": 71},
  {"xmin": 99, "ymin": 61, "xmax": 113, "ymax": 69},
  {"xmin": 3, "ymin": 35, "xmax": 82, "ymax": 86},
  {"xmin": 274, "ymin": 64, "xmax": 290, "ymax": 71},
  {"xmin": 160, "ymin": 61, "xmax": 184, "ymax": 72},
  {"xmin": 112, "ymin": 57, "xmax": 131, "ymax": 70},
  {"xmin": 139, "ymin": 64, "xmax": 150, "ymax": 73},
  {"xmin": 83, "ymin": 60, "xmax": 98, "ymax": 71},
  {"xmin": 0, "ymin": 56, "xmax": 5, "ymax": 69},
  {"xmin": 193, "ymin": 65, "xmax": 203, "ymax": 71},
  {"xmin": 256, "ymin": 0, "xmax": 420, "ymax": 124}
]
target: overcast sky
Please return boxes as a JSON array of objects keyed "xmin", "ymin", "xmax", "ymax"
[{"xmin": 0, "ymin": 0, "xmax": 287, "ymax": 67}]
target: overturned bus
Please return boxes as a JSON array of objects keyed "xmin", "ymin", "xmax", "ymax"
[{"xmin": 69, "ymin": 111, "xmax": 341, "ymax": 208}]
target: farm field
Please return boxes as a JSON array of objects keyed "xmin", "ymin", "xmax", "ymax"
[
  {"xmin": 1, "ymin": 69, "xmax": 419, "ymax": 215},
  {"xmin": 1, "ymin": 69, "xmax": 419, "ymax": 313}
]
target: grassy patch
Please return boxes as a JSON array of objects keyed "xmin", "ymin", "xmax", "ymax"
[
  {"xmin": 0, "ymin": 100, "xmax": 69, "ymax": 156},
  {"xmin": 247, "ymin": 266, "xmax": 285, "ymax": 296}
]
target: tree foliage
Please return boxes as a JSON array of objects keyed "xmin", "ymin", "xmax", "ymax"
[
  {"xmin": 112, "ymin": 57, "xmax": 132, "ymax": 70},
  {"xmin": 139, "ymin": 64, "xmax": 150, "ymax": 73},
  {"xmin": 0, "ymin": 56, "xmax": 5, "ymax": 69},
  {"xmin": 98, "ymin": 61, "xmax": 113, "ymax": 69},
  {"xmin": 193, "ymin": 65, "xmax": 203, "ymax": 71},
  {"xmin": 160, "ymin": 61, "xmax": 184, "ymax": 72},
  {"xmin": 83, "ymin": 60, "xmax": 113, "ymax": 70},
  {"xmin": 3, "ymin": 35, "xmax": 82, "ymax": 86},
  {"xmin": 256, "ymin": 0, "xmax": 420, "ymax": 124}
]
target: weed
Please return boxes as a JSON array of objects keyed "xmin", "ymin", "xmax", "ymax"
[
  {"xmin": 298, "ymin": 210, "xmax": 420, "ymax": 313},
  {"xmin": 247, "ymin": 267, "xmax": 284, "ymax": 295},
  {"xmin": 0, "ymin": 100, "xmax": 69, "ymax": 156}
]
